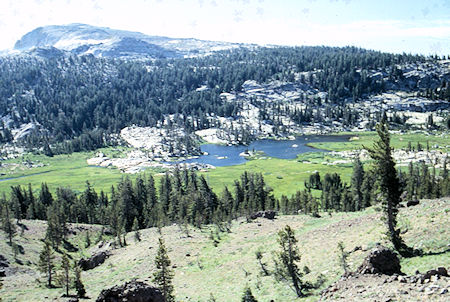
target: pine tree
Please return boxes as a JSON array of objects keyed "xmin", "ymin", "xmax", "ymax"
[
  {"xmin": 84, "ymin": 230, "xmax": 91, "ymax": 248},
  {"xmin": 153, "ymin": 237, "xmax": 175, "ymax": 302},
  {"xmin": 241, "ymin": 286, "xmax": 258, "ymax": 302},
  {"xmin": 365, "ymin": 122, "xmax": 415, "ymax": 257},
  {"xmin": 119, "ymin": 177, "xmax": 137, "ymax": 231},
  {"xmin": 443, "ymin": 157, "xmax": 449, "ymax": 179},
  {"xmin": 74, "ymin": 262, "xmax": 86, "ymax": 298},
  {"xmin": 337, "ymin": 241, "xmax": 349, "ymax": 274},
  {"xmin": 26, "ymin": 183, "xmax": 36, "ymax": 219},
  {"xmin": 351, "ymin": 154, "xmax": 365, "ymax": 211},
  {"xmin": 144, "ymin": 174, "xmax": 158, "ymax": 227},
  {"xmin": 97, "ymin": 190, "xmax": 109, "ymax": 225},
  {"xmin": 255, "ymin": 248, "xmax": 269, "ymax": 276},
  {"xmin": 39, "ymin": 183, "xmax": 54, "ymax": 206},
  {"xmin": 159, "ymin": 173, "xmax": 172, "ymax": 224},
  {"xmin": 38, "ymin": 240, "xmax": 55, "ymax": 288},
  {"xmin": 45, "ymin": 202, "xmax": 65, "ymax": 249},
  {"xmin": 134, "ymin": 176, "xmax": 147, "ymax": 225},
  {"xmin": 10, "ymin": 186, "xmax": 23, "ymax": 222},
  {"xmin": 273, "ymin": 225, "xmax": 305, "ymax": 297},
  {"xmin": 108, "ymin": 186, "xmax": 124, "ymax": 247},
  {"xmin": 133, "ymin": 217, "xmax": 141, "ymax": 242},
  {"xmin": 81, "ymin": 181, "xmax": 98, "ymax": 224},
  {"xmin": 1, "ymin": 195, "xmax": 16, "ymax": 246},
  {"xmin": 61, "ymin": 252, "xmax": 71, "ymax": 296}
]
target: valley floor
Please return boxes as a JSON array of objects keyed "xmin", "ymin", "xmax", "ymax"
[{"xmin": 0, "ymin": 131, "xmax": 449, "ymax": 199}]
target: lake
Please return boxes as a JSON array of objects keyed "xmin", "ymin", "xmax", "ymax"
[{"xmin": 178, "ymin": 135, "xmax": 351, "ymax": 167}]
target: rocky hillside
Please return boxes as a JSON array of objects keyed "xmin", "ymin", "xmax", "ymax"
[{"xmin": 0, "ymin": 198, "xmax": 448, "ymax": 301}]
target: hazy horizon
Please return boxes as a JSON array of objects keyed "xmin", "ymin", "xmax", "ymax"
[{"xmin": 1, "ymin": 0, "xmax": 449, "ymax": 56}]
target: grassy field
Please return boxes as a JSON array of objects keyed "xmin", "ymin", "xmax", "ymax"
[
  {"xmin": 1, "ymin": 198, "xmax": 448, "ymax": 301},
  {"xmin": 0, "ymin": 131, "xmax": 448, "ymax": 198},
  {"xmin": 201, "ymin": 152, "xmax": 353, "ymax": 198},
  {"xmin": 306, "ymin": 131, "xmax": 450, "ymax": 152},
  {"xmin": 0, "ymin": 148, "xmax": 128, "ymax": 195},
  {"xmin": 0, "ymin": 150, "xmax": 353, "ymax": 199}
]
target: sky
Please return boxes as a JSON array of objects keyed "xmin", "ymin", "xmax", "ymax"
[{"xmin": 0, "ymin": 0, "xmax": 449, "ymax": 55}]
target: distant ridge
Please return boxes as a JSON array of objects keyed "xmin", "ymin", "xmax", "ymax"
[{"xmin": 14, "ymin": 23, "xmax": 247, "ymax": 59}]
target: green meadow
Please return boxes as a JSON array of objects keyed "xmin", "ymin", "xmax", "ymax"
[
  {"xmin": 201, "ymin": 152, "xmax": 353, "ymax": 198},
  {"xmin": 306, "ymin": 130, "xmax": 450, "ymax": 152},
  {"xmin": 0, "ymin": 148, "xmax": 127, "ymax": 195},
  {"xmin": 0, "ymin": 131, "xmax": 448, "ymax": 197}
]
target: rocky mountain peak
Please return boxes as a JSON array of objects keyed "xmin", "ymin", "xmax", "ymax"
[{"xmin": 13, "ymin": 23, "xmax": 244, "ymax": 59}]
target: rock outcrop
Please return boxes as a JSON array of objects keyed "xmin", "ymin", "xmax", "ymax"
[
  {"xmin": 96, "ymin": 280, "xmax": 164, "ymax": 302},
  {"xmin": 0, "ymin": 254, "xmax": 9, "ymax": 277},
  {"xmin": 250, "ymin": 210, "xmax": 276, "ymax": 220},
  {"xmin": 357, "ymin": 246, "xmax": 401, "ymax": 275},
  {"xmin": 78, "ymin": 251, "xmax": 110, "ymax": 271},
  {"xmin": 420, "ymin": 267, "xmax": 449, "ymax": 283},
  {"xmin": 407, "ymin": 199, "xmax": 420, "ymax": 207},
  {"xmin": 0, "ymin": 254, "xmax": 9, "ymax": 268}
]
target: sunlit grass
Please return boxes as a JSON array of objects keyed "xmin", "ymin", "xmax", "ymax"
[
  {"xmin": 0, "ymin": 131, "xmax": 448, "ymax": 199},
  {"xmin": 1, "ymin": 198, "xmax": 448, "ymax": 301}
]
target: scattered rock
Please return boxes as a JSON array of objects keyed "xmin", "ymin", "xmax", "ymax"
[
  {"xmin": 407, "ymin": 199, "xmax": 420, "ymax": 207},
  {"xmin": 78, "ymin": 251, "xmax": 110, "ymax": 271},
  {"xmin": 0, "ymin": 254, "xmax": 9, "ymax": 268},
  {"xmin": 103, "ymin": 228, "xmax": 114, "ymax": 236},
  {"xmin": 397, "ymin": 276, "xmax": 407, "ymax": 283},
  {"xmin": 357, "ymin": 246, "xmax": 401, "ymax": 275},
  {"xmin": 351, "ymin": 246, "xmax": 362, "ymax": 253},
  {"xmin": 250, "ymin": 210, "xmax": 276, "ymax": 220},
  {"xmin": 96, "ymin": 280, "xmax": 164, "ymax": 302},
  {"xmin": 436, "ymin": 267, "xmax": 448, "ymax": 277},
  {"xmin": 419, "ymin": 267, "xmax": 448, "ymax": 283}
]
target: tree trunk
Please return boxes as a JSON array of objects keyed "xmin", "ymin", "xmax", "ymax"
[
  {"xmin": 258, "ymin": 259, "xmax": 269, "ymax": 276},
  {"xmin": 47, "ymin": 253, "xmax": 52, "ymax": 288},
  {"xmin": 291, "ymin": 275, "xmax": 303, "ymax": 298},
  {"xmin": 288, "ymin": 240, "xmax": 303, "ymax": 297},
  {"xmin": 65, "ymin": 272, "xmax": 69, "ymax": 296},
  {"xmin": 386, "ymin": 198, "xmax": 396, "ymax": 244},
  {"xmin": 48, "ymin": 266, "xmax": 52, "ymax": 288}
]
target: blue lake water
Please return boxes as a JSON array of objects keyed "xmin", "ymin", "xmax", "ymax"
[
  {"xmin": 179, "ymin": 135, "xmax": 351, "ymax": 167},
  {"xmin": 0, "ymin": 170, "xmax": 52, "ymax": 182}
]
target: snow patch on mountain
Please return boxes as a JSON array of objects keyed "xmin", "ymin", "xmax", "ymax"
[
  {"xmin": 53, "ymin": 38, "xmax": 115, "ymax": 50},
  {"xmin": 13, "ymin": 23, "xmax": 248, "ymax": 59}
]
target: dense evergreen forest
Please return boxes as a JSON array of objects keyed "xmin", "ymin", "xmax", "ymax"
[
  {"xmin": 2, "ymin": 46, "xmax": 445, "ymax": 153},
  {"xmin": 2, "ymin": 157, "xmax": 449, "ymax": 249}
]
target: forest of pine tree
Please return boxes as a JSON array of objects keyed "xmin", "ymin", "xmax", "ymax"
[
  {"xmin": 1, "ymin": 156, "xmax": 449, "ymax": 251},
  {"xmin": 1, "ymin": 46, "xmax": 445, "ymax": 154}
]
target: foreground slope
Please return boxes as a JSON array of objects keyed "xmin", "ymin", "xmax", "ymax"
[{"xmin": 0, "ymin": 198, "xmax": 449, "ymax": 301}]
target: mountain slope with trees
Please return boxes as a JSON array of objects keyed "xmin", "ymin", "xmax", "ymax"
[{"xmin": 1, "ymin": 39, "xmax": 449, "ymax": 155}]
